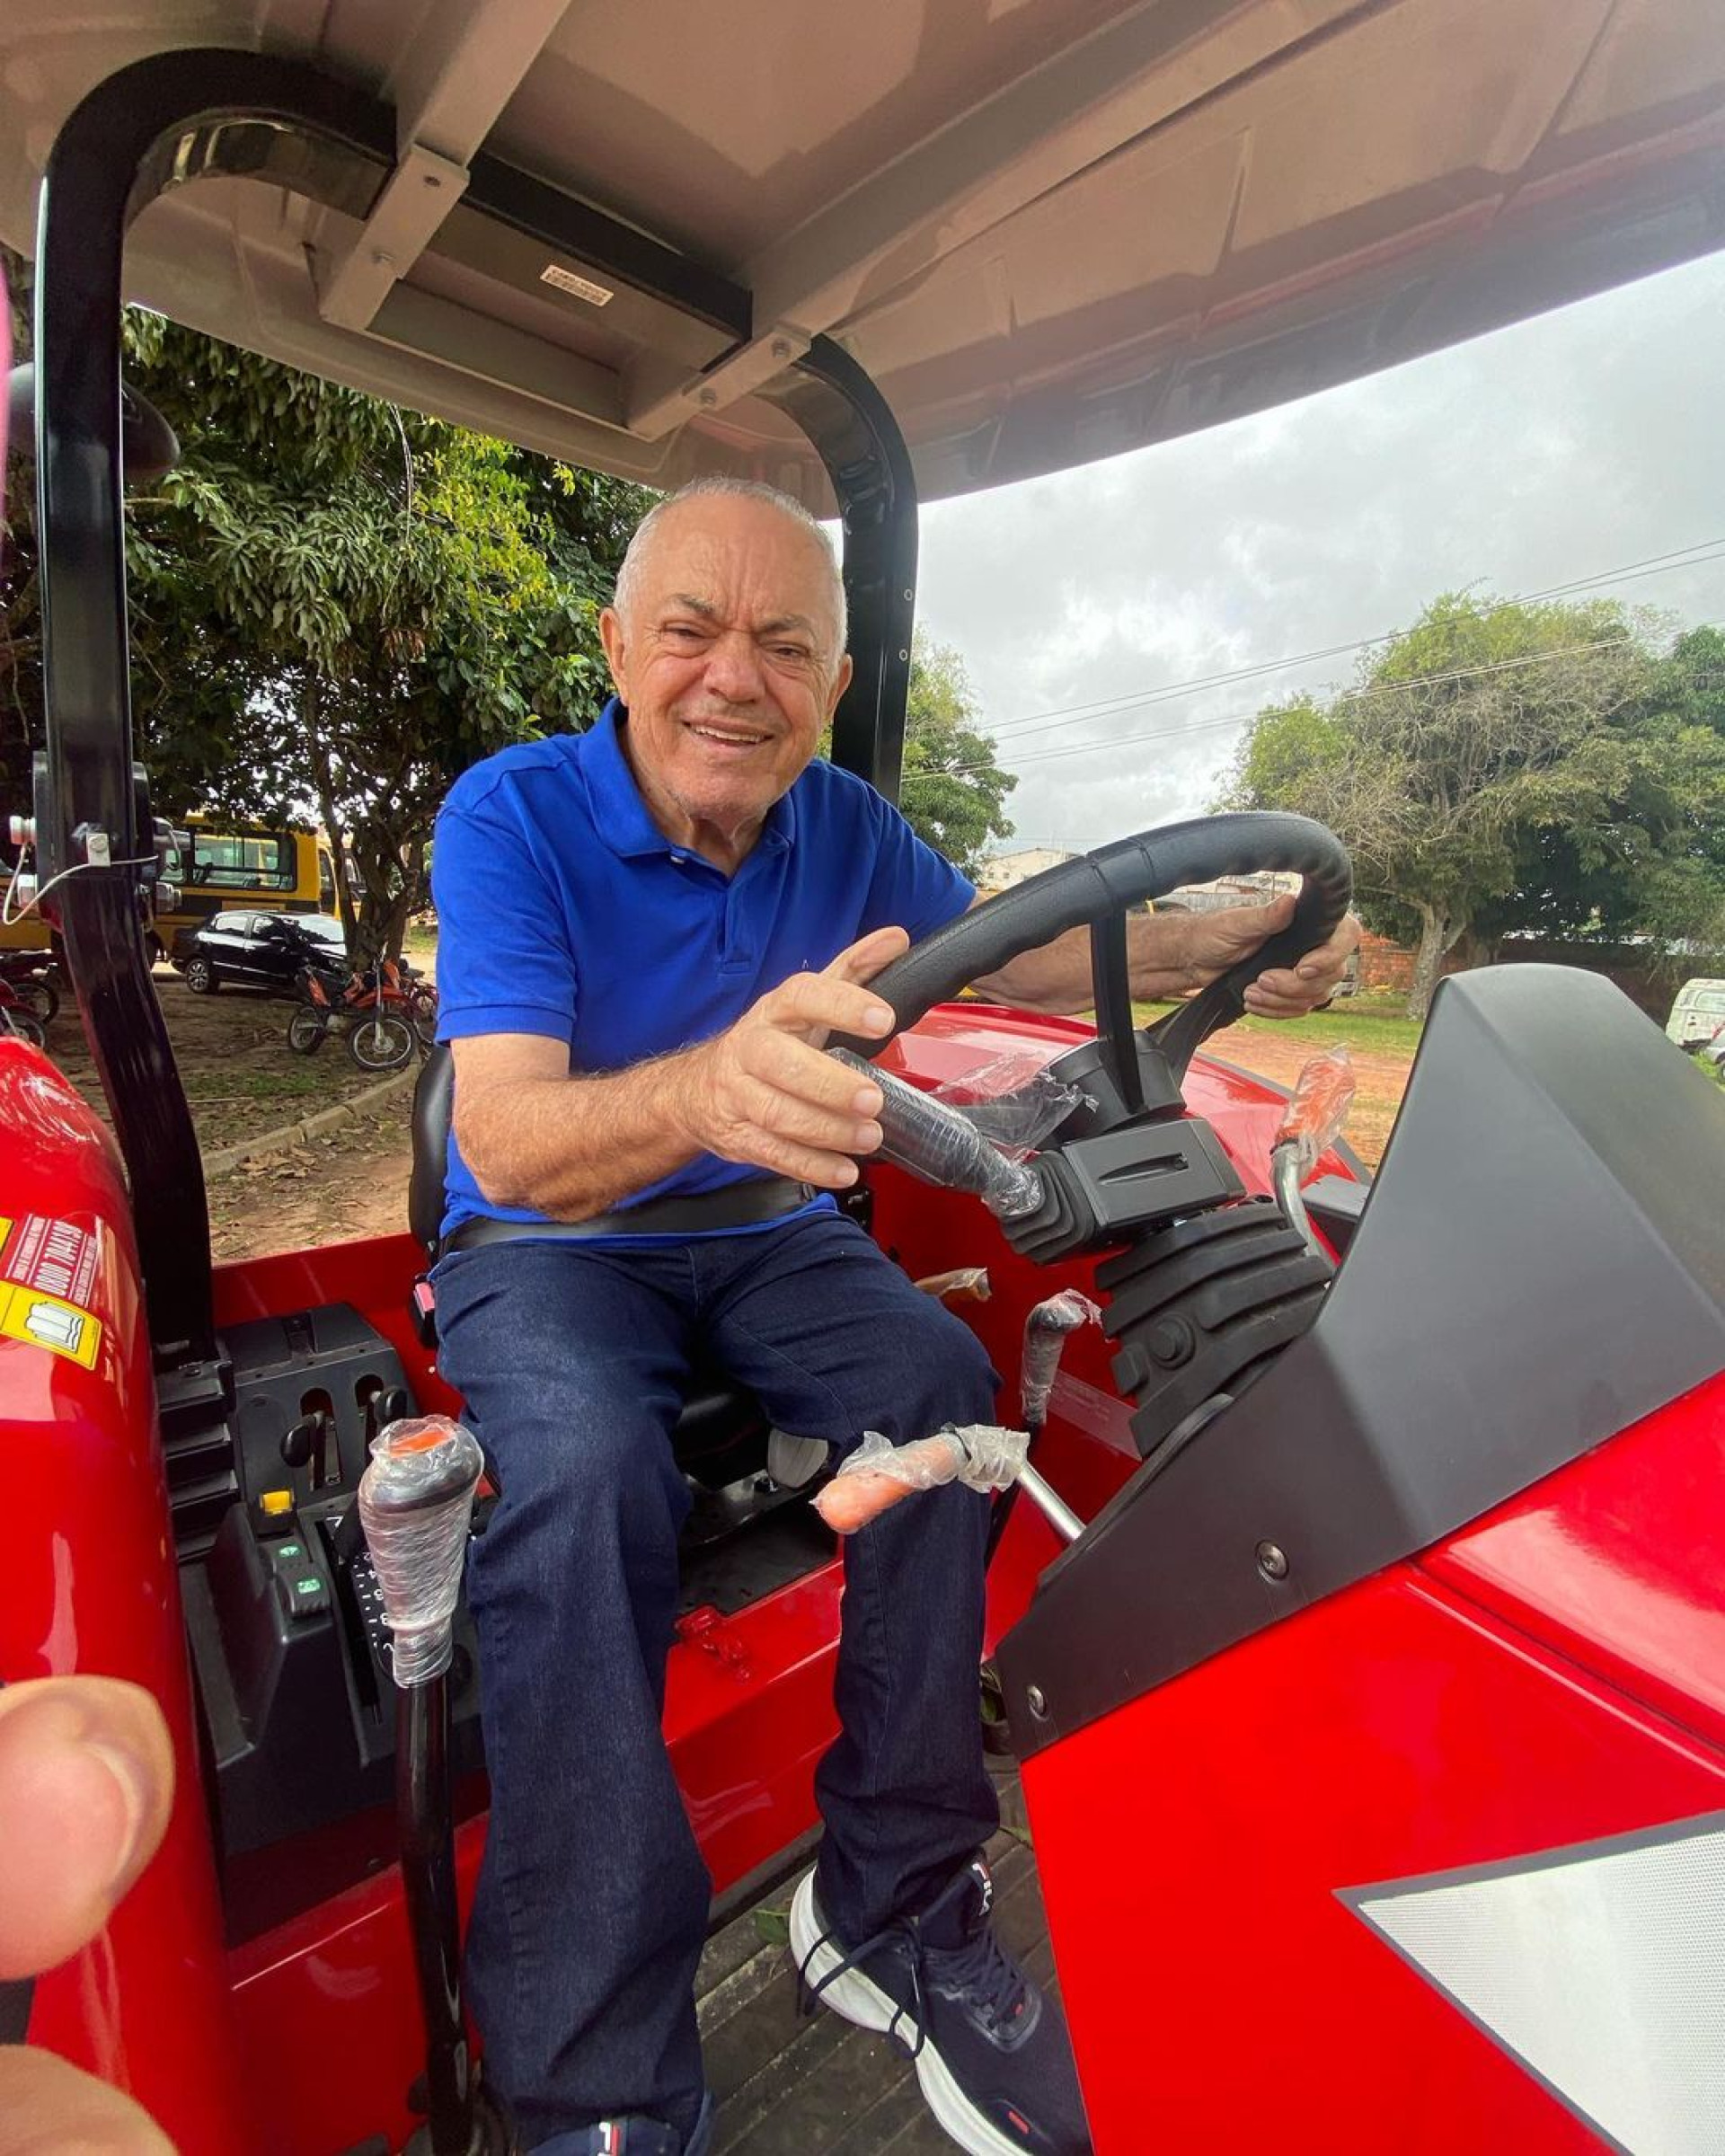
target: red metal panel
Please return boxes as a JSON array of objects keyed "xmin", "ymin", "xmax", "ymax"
[
  {"xmin": 1422, "ymin": 1368, "xmax": 1725, "ymax": 1754},
  {"xmin": 0, "ymin": 1040, "xmax": 253, "ymax": 2153},
  {"xmin": 0, "ymin": 1003, "xmax": 1348, "ymax": 2151},
  {"xmin": 226, "ymin": 1560, "xmax": 852, "ymax": 2154},
  {"xmin": 1022, "ymin": 1554, "xmax": 1725, "ymax": 2155}
]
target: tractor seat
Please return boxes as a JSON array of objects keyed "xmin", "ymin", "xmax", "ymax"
[{"xmin": 407, "ymin": 1044, "xmax": 771, "ymax": 1469}]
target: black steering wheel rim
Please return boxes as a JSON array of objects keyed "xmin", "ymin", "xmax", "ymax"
[{"xmin": 830, "ymin": 810, "xmax": 1351, "ymax": 1081}]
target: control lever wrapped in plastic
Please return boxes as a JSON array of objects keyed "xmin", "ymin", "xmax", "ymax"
[
  {"xmin": 1020, "ymin": 1289, "xmax": 1101, "ymax": 1433},
  {"xmin": 358, "ymin": 1414, "xmax": 503, "ymax": 2153},
  {"xmin": 1269, "ymin": 1047, "xmax": 1357, "ymax": 1263},
  {"xmin": 815, "ymin": 1424, "xmax": 1031, "ymax": 1534},
  {"xmin": 358, "ymin": 1414, "xmax": 484, "ymax": 1687},
  {"xmin": 814, "ymin": 1424, "xmax": 1085, "ymax": 1547},
  {"xmin": 1272, "ymin": 1046, "xmax": 1357, "ymax": 1182},
  {"xmin": 830, "ymin": 1047, "xmax": 1044, "ymax": 1218}
]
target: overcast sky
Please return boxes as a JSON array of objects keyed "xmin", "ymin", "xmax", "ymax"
[{"xmin": 912, "ymin": 245, "xmax": 1725, "ymax": 858}]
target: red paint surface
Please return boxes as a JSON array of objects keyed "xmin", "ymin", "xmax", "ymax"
[
  {"xmin": 44, "ymin": 1000, "xmax": 1713, "ymax": 2156},
  {"xmin": 0, "ymin": 1039, "xmax": 252, "ymax": 2152},
  {"xmin": 200, "ymin": 1020, "xmax": 1360, "ymax": 2150},
  {"xmin": 1024, "ymin": 1551, "xmax": 1725, "ymax": 2154},
  {"xmin": 1424, "ymin": 1369, "xmax": 1725, "ymax": 1754}
]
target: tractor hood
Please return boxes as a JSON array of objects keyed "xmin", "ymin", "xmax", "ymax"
[{"xmin": 3, "ymin": 0, "xmax": 1722, "ymax": 508}]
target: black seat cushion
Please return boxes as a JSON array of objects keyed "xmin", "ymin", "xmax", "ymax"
[{"xmin": 408, "ymin": 1042, "xmax": 765, "ymax": 1470}]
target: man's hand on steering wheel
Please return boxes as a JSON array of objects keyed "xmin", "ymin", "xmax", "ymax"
[
  {"xmin": 1180, "ymin": 896, "xmax": 1361, "ymax": 1018},
  {"xmin": 675, "ymin": 926, "xmax": 905, "ymax": 1188}
]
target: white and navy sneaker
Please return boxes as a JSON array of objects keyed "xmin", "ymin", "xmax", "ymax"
[{"xmin": 791, "ymin": 1860, "xmax": 1092, "ymax": 2155}]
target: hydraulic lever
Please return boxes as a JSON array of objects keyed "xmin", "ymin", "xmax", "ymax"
[{"xmin": 358, "ymin": 1415, "xmax": 504, "ymax": 2156}]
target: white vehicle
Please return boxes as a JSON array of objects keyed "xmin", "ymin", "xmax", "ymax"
[{"xmin": 1666, "ymin": 977, "xmax": 1725, "ymax": 1052}]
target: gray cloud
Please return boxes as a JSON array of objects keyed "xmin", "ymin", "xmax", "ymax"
[{"xmin": 913, "ymin": 248, "xmax": 1725, "ymax": 854}]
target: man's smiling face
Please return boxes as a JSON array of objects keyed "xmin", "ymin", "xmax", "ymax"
[{"xmin": 599, "ymin": 493, "xmax": 852, "ymax": 866}]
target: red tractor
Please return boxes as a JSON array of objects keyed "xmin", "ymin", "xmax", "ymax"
[{"xmin": 3, "ymin": 8, "xmax": 1722, "ymax": 2153}]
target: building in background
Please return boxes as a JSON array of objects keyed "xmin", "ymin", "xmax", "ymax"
[{"xmin": 974, "ymin": 845, "xmax": 1077, "ymax": 895}]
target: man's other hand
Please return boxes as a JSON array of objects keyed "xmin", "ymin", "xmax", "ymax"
[
  {"xmin": 1182, "ymin": 896, "xmax": 1361, "ymax": 1017},
  {"xmin": 0, "ymin": 1676, "xmax": 178, "ymax": 2153},
  {"xmin": 677, "ymin": 926, "xmax": 909, "ymax": 1188}
]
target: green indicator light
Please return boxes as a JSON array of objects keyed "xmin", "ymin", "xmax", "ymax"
[
  {"xmin": 279, "ymin": 1543, "xmax": 301, "ymax": 1558},
  {"xmin": 296, "ymin": 1577, "xmax": 323, "ymax": 1595}
]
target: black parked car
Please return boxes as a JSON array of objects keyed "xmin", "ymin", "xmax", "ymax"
[{"xmin": 171, "ymin": 910, "xmax": 347, "ymax": 996}]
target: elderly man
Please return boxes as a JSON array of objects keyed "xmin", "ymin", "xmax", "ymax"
[{"xmin": 431, "ymin": 479, "xmax": 1356, "ymax": 2156}]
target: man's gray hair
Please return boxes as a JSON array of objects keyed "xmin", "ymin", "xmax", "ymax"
[{"xmin": 613, "ymin": 476, "xmax": 848, "ymax": 660}]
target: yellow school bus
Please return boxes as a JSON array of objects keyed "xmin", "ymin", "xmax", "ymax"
[
  {"xmin": 153, "ymin": 818, "xmax": 336, "ymax": 950},
  {"xmin": 2, "ymin": 818, "xmax": 336, "ymax": 958}
]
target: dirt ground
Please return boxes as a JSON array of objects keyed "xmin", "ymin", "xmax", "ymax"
[
  {"xmin": 48, "ymin": 969, "xmax": 390, "ymax": 1146},
  {"xmin": 205, "ymin": 1097, "xmax": 416, "ymax": 1262},
  {"xmin": 39, "ymin": 971, "xmax": 1412, "ymax": 1268},
  {"xmin": 1199, "ymin": 1027, "xmax": 1411, "ymax": 1168},
  {"xmin": 39, "ymin": 968, "xmax": 420, "ymax": 1264}
]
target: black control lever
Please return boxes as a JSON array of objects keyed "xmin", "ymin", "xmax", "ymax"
[
  {"xmin": 358, "ymin": 1416, "xmax": 504, "ymax": 2156},
  {"xmin": 279, "ymin": 1412, "xmax": 323, "ymax": 1471}
]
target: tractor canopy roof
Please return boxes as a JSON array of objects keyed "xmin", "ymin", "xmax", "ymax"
[{"xmin": 4, "ymin": 0, "xmax": 1721, "ymax": 509}]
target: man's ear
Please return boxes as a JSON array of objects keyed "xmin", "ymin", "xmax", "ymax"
[
  {"xmin": 598, "ymin": 606, "xmax": 629, "ymax": 702},
  {"xmin": 824, "ymin": 649, "xmax": 854, "ymax": 721}
]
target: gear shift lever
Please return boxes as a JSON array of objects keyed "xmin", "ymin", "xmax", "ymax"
[{"xmin": 358, "ymin": 1415, "xmax": 502, "ymax": 2156}]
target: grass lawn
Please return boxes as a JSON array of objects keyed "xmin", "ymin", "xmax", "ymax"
[{"xmin": 1131, "ymin": 994, "xmax": 1423, "ymax": 1058}]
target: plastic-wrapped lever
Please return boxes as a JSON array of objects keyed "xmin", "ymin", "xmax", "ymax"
[
  {"xmin": 358, "ymin": 1416, "xmax": 501, "ymax": 2156},
  {"xmin": 831, "ymin": 1047, "xmax": 1043, "ymax": 1218},
  {"xmin": 358, "ymin": 1414, "xmax": 484, "ymax": 1686}
]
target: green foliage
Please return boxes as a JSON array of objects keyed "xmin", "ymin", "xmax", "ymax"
[
  {"xmin": 2, "ymin": 251, "xmax": 649, "ymax": 955},
  {"xmin": 898, "ymin": 630, "xmax": 1015, "ymax": 876},
  {"xmin": 1220, "ymin": 591, "xmax": 1724, "ymax": 1014}
]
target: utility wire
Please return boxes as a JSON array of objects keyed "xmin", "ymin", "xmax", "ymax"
[
  {"xmin": 976, "ymin": 535, "xmax": 1725, "ymax": 752},
  {"xmin": 947, "ymin": 622, "xmax": 1723, "ymax": 778}
]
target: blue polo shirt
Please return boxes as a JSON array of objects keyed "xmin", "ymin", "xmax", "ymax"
[{"xmin": 432, "ymin": 701, "xmax": 974, "ymax": 1240}]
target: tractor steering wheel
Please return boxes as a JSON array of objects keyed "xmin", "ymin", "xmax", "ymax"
[{"xmin": 832, "ymin": 811, "xmax": 1352, "ymax": 1097}]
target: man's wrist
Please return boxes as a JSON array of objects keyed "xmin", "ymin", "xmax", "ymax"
[
  {"xmin": 1128, "ymin": 910, "xmax": 1203, "ymax": 1003},
  {"xmin": 651, "ymin": 1040, "xmax": 710, "ymax": 1155}
]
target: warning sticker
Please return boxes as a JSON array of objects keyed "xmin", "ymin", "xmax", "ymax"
[
  {"xmin": 0, "ymin": 1214, "xmax": 100, "ymax": 1308},
  {"xmin": 0, "ymin": 1281, "xmax": 103, "ymax": 1369}
]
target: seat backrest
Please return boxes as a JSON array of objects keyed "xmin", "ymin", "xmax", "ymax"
[{"xmin": 409, "ymin": 1041, "xmax": 455, "ymax": 1259}]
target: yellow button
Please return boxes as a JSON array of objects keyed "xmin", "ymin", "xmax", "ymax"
[{"xmin": 260, "ymin": 1489, "xmax": 294, "ymax": 1516}]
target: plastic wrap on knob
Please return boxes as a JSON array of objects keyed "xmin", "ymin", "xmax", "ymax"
[
  {"xmin": 357, "ymin": 1414, "xmax": 484, "ymax": 1688},
  {"xmin": 832, "ymin": 1048, "xmax": 1044, "ymax": 1218},
  {"xmin": 1272, "ymin": 1046, "xmax": 1358, "ymax": 1181},
  {"xmin": 814, "ymin": 1424, "xmax": 1031, "ymax": 1534},
  {"xmin": 1020, "ymin": 1289, "xmax": 1101, "ymax": 1428}
]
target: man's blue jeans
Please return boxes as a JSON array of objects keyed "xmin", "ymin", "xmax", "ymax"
[{"xmin": 432, "ymin": 1210, "xmax": 1001, "ymax": 2150}]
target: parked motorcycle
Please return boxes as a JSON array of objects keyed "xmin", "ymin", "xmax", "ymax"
[{"xmin": 288, "ymin": 956, "xmax": 421, "ymax": 1072}]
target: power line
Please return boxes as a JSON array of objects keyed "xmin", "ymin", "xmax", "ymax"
[
  {"xmin": 976, "ymin": 535, "xmax": 1725, "ymax": 753},
  {"xmin": 947, "ymin": 621, "xmax": 1723, "ymax": 778}
]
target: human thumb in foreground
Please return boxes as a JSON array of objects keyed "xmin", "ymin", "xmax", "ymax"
[{"xmin": 0, "ymin": 1678, "xmax": 177, "ymax": 2154}]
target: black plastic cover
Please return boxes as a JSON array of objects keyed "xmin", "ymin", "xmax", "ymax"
[
  {"xmin": 1004, "ymin": 1116, "xmax": 1244, "ymax": 1264},
  {"xmin": 997, "ymin": 967, "xmax": 1725, "ymax": 1754}
]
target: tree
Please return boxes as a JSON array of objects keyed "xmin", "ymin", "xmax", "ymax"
[
  {"xmin": 1598, "ymin": 624, "xmax": 1725, "ymax": 973},
  {"xmin": 898, "ymin": 631, "xmax": 1016, "ymax": 875},
  {"xmin": 1221, "ymin": 593, "xmax": 1674, "ymax": 1017},
  {"xmin": 2, "ymin": 248, "xmax": 650, "ymax": 958}
]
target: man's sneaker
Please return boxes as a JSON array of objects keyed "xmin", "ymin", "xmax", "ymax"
[
  {"xmin": 790, "ymin": 1860, "xmax": 1092, "ymax": 2156},
  {"xmin": 535, "ymin": 2090, "xmax": 713, "ymax": 2155}
]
